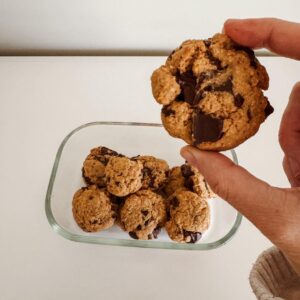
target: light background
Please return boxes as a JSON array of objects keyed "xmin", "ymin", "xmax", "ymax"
[
  {"xmin": 0, "ymin": 0, "xmax": 299, "ymax": 53},
  {"xmin": 0, "ymin": 1, "xmax": 299, "ymax": 299}
]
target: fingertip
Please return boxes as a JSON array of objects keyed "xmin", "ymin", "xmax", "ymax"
[
  {"xmin": 180, "ymin": 145, "xmax": 198, "ymax": 165},
  {"xmin": 223, "ymin": 18, "xmax": 240, "ymax": 34}
]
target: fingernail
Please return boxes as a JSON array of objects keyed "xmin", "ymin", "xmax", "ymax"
[
  {"xmin": 180, "ymin": 147, "xmax": 197, "ymax": 165},
  {"xmin": 287, "ymin": 157, "xmax": 300, "ymax": 186}
]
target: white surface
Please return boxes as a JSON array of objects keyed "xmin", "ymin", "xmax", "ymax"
[
  {"xmin": 0, "ymin": 0, "xmax": 299, "ymax": 52},
  {"xmin": 0, "ymin": 56, "xmax": 299, "ymax": 300}
]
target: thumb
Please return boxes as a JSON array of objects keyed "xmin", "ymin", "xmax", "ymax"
[{"xmin": 180, "ymin": 146, "xmax": 286, "ymax": 241}]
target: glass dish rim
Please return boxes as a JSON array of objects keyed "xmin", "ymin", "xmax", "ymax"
[{"xmin": 45, "ymin": 121, "xmax": 242, "ymax": 250}]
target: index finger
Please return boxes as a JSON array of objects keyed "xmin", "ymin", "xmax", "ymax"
[{"xmin": 224, "ymin": 18, "xmax": 300, "ymax": 60}]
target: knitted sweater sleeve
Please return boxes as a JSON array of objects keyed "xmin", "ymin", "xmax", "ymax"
[{"xmin": 249, "ymin": 247, "xmax": 300, "ymax": 299}]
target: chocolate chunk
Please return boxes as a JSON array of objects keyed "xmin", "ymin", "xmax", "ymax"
[
  {"xmin": 233, "ymin": 44, "xmax": 257, "ymax": 68},
  {"xmin": 234, "ymin": 94, "xmax": 245, "ymax": 108},
  {"xmin": 144, "ymin": 219, "xmax": 150, "ymax": 226},
  {"xmin": 142, "ymin": 167, "xmax": 155, "ymax": 188},
  {"xmin": 176, "ymin": 71, "xmax": 197, "ymax": 104},
  {"xmin": 180, "ymin": 164, "xmax": 194, "ymax": 178},
  {"xmin": 170, "ymin": 197, "xmax": 179, "ymax": 208},
  {"xmin": 136, "ymin": 225, "xmax": 142, "ymax": 230},
  {"xmin": 129, "ymin": 232, "xmax": 138, "ymax": 239},
  {"xmin": 184, "ymin": 177, "xmax": 194, "ymax": 191},
  {"xmin": 166, "ymin": 210, "xmax": 171, "ymax": 221},
  {"xmin": 206, "ymin": 51, "xmax": 222, "ymax": 69},
  {"xmin": 94, "ymin": 156, "xmax": 108, "ymax": 165},
  {"xmin": 203, "ymin": 39, "xmax": 212, "ymax": 47},
  {"xmin": 152, "ymin": 227, "xmax": 161, "ymax": 239},
  {"xmin": 183, "ymin": 230, "xmax": 202, "ymax": 243},
  {"xmin": 181, "ymin": 165, "xmax": 195, "ymax": 191},
  {"xmin": 247, "ymin": 109, "xmax": 252, "ymax": 121},
  {"xmin": 264, "ymin": 99, "xmax": 274, "ymax": 117},
  {"xmin": 100, "ymin": 147, "xmax": 119, "ymax": 156},
  {"xmin": 162, "ymin": 106, "xmax": 175, "ymax": 117},
  {"xmin": 204, "ymin": 78, "xmax": 233, "ymax": 93},
  {"xmin": 141, "ymin": 210, "xmax": 148, "ymax": 216},
  {"xmin": 193, "ymin": 90, "xmax": 205, "ymax": 105},
  {"xmin": 193, "ymin": 110, "xmax": 224, "ymax": 144}
]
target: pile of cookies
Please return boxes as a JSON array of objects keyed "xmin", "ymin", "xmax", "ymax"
[{"xmin": 72, "ymin": 146, "xmax": 213, "ymax": 243}]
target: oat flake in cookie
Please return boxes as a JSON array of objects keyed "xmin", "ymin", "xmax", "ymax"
[
  {"xmin": 165, "ymin": 190, "xmax": 210, "ymax": 243},
  {"xmin": 120, "ymin": 189, "xmax": 166, "ymax": 240},
  {"xmin": 151, "ymin": 34, "xmax": 273, "ymax": 151},
  {"xmin": 82, "ymin": 146, "xmax": 122, "ymax": 187}
]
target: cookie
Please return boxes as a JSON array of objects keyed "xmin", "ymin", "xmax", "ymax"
[
  {"xmin": 165, "ymin": 190, "xmax": 210, "ymax": 243},
  {"xmin": 133, "ymin": 155, "xmax": 169, "ymax": 190},
  {"xmin": 151, "ymin": 34, "xmax": 273, "ymax": 151},
  {"xmin": 82, "ymin": 146, "xmax": 122, "ymax": 187},
  {"xmin": 105, "ymin": 156, "xmax": 143, "ymax": 197},
  {"xmin": 120, "ymin": 189, "xmax": 166, "ymax": 240},
  {"xmin": 164, "ymin": 163, "xmax": 213, "ymax": 199},
  {"xmin": 72, "ymin": 185, "xmax": 116, "ymax": 232}
]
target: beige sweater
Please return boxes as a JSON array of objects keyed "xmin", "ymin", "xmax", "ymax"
[{"xmin": 250, "ymin": 247, "xmax": 300, "ymax": 299}]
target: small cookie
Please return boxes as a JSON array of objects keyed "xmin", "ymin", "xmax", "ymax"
[
  {"xmin": 105, "ymin": 156, "xmax": 143, "ymax": 197},
  {"xmin": 165, "ymin": 190, "xmax": 210, "ymax": 243},
  {"xmin": 72, "ymin": 185, "xmax": 116, "ymax": 232},
  {"xmin": 151, "ymin": 34, "xmax": 273, "ymax": 151},
  {"xmin": 120, "ymin": 189, "xmax": 166, "ymax": 240},
  {"xmin": 82, "ymin": 146, "xmax": 122, "ymax": 187},
  {"xmin": 164, "ymin": 164, "xmax": 213, "ymax": 199},
  {"xmin": 133, "ymin": 155, "xmax": 169, "ymax": 190}
]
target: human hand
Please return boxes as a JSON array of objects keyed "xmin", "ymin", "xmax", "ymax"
[{"xmin": 181, "ymin": 18, "xmax": 300, "ymax": 275}]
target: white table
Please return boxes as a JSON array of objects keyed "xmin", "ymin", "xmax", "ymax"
[{"xmin": 0, "ymin": 56, "xmax": 298, "ymax": 300}]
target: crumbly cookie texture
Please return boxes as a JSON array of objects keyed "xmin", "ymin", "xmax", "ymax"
[
  {"xmin": 151, "ymin": 34, "xmax": 273, "ymax": 151},
  {"xmin": 165, "ymin": 190, "xmax": 210, "ymax": 243},
  {"xmin": 82, "ymin": 146, "xmax": 122, "ymax": 187},
  {"xmin": 120, "ymin": 189, "xmax": 166, "ymax": 240},
  {"xmin": 164, "ymin": 163, "xmax": 214, "ymax": 199},
  {"xmin": 72, "ymin": 185, "xmax": 116, "ymax": 232},
  {"xmin": 105, "ymin": 156, "xmax": 143, "ymax": 197},
  {"xmin": 133, "ymin": 155, "xmax": 169, "ymax": 190}
]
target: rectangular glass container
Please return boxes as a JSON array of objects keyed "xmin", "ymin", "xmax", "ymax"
[{"xmin": 45, "ymin": 122, "xmax": 242, "ymax": 250}]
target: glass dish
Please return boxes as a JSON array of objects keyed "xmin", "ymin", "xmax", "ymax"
[{"xmin": 45, "ymin": 122, "xmax": 242, "ymax": 250}]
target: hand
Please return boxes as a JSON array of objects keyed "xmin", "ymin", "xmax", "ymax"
[{"xmin": 181, "ymin": 18, "xmax": 300, "ymax": 275}]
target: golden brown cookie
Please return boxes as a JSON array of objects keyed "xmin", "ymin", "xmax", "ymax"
[
  {"xmin": 151, "ymin": 34, "xmax": 273, "ymax": 151},
  {"xmin": 72, "ymin": 185, "xmax": 116, "ymax": 232},
  {"xmin": 120, "ymin": 189, "xmax": 166, "ymax": 240},
  {"xmin": 164, "ymin": 164, "xmax": 213, "ymax": 199},
  {"xmin": 82, "ymin": 146, "xmax": 122, "ymax": 187},
  {"xmin": 105, "ymin": 156, "xmax": 143, "ymax": 197},
  {"xmin": 133, "ymin": 155, "xmax": 169, "ymax": 190},
  {"xmin": 165, "ymin": 190, "xmax": 210, "ymax": 243}
]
